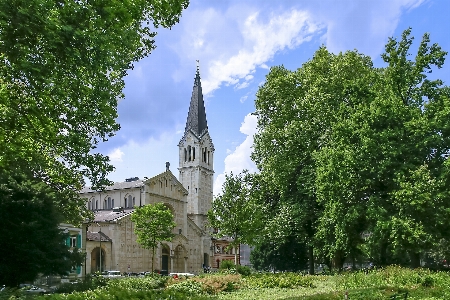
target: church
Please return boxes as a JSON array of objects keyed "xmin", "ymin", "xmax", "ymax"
[{"xmin": 77, "ymin": 68, "xmax": 236, "ymax": 275}]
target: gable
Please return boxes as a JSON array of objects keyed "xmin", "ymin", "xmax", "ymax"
[{"xmin": 144, "ymin": 170, "xmax": 188, "ymax": 201}]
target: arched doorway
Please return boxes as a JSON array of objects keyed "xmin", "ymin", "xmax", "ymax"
[
  {"xmin": 91, "ymin": 247, "xmax": 106, "ymax": 273},
  {"xmin": 161, "ymin": 245, "xmax": 170, "ymax": 275},
  {"xmin": 173, "ymin": 244, "xmax": 187, "ymax": 272}
]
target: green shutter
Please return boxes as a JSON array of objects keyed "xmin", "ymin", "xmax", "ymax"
[
  {"xmin": 66, "ymin": 237, "xmax": 70, "ymax": 246},
  {"xmin": 77, "ymin": 234, "xmax": 81, "ymax": 248},
  {"xmin": 76, "ymin": 265, "xmax": 81, "ymax": 274}
]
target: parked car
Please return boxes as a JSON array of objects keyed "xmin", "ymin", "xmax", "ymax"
[
  {"xmin": 169, "ymin": 272, "xmax": 195, "ymax": 278},
  {"xmin": 24, "ymin": 286, "xmax": 47, "ymax": 295},
  {"xmin": 104, "ymin": 270, "xmax": 122, "ymax": 278}
]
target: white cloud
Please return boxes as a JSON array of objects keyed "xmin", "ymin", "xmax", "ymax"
[
  {"xmin": 235, "ymin": 81, "xmax": 250, "ymax": 90},
  {"xmin": 202, "ymin": 10, "xmax": 322, "ymax": 94},
  {"xmin": 213, "ymin": 113, "xmax": 258, "ymax": 195},
  {"xmin": 239, "ymin": 95, "xmax": 248, "ymax": 103},
  {"xmin": 172, "ymin": 7, "xmax": 323, "ymax": 96},
  {"xmin": 108, "ymin": 148, "xmax": 124, "ymax": 163}
]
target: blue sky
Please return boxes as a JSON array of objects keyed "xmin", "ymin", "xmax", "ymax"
[{"xmin": 95, "ymin": 0, "xmax": 450, "ymax": 195}]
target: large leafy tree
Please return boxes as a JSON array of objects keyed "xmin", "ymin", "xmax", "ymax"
[
  {"xmin": 0, "ymin": 0, "xmax": 189, "ymax": 224},
  {"xmin": 252, "ymin": 29, "xmax": 450, "ymax": 269},
  {"xmin": 208, "ymin": 171, "xmax": 262, "ymax": 265},
  {"xmin": 131, "ymin": 203, "xmax": 176, "ymax": 273},
  {"xmin": 250, "ymin": 235, "xmax": 308, "ymax": 272},
  {"xmin": 0, "ymin": 168, "xmax": 84, "ymax": 287}
]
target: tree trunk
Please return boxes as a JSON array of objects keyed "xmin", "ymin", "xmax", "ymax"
[
  {"xmin": 308, "ymin": 245, "xmax": 315, "ymax": 275},
  {"xmin": 379, "ymin": 241, "xmax": 388, "ymax": 266},
  {"xmin": 152, "ymin": 246, "xmax": 155, "ymax": 273},
  {"xmin": 409, "ymin": 251, "xmax": 421, "ymax": 268},
  {"xmin": 332, "ymin": 250, "xmax": 345, "ymax": 271}
]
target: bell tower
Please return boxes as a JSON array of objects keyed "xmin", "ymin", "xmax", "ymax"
[{"xmin": 178, "ymin": 66, "xmax": 214, "ymax": 229}]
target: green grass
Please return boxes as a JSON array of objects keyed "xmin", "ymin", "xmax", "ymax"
[{"xmin": 29, "ymin": 267, "xmax": 450, "ymax": 300}]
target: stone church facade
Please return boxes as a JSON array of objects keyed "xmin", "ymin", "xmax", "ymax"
[{"xmin": 78, "ymin": 68, "xmax": 232, "ymax": 275}]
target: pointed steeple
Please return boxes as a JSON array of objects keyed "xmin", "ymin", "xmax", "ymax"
[{"xmin": 184, "ymin": 65, "xmax": 208, "ymax": 137}]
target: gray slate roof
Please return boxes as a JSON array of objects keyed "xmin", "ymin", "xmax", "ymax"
[
  {"xmin": 87, "ymin": 231, "xmax": 112, "ymax": 242},
  {"xmin": 80, "ymin": 180, "xmax": 144, "ymax": 194},
  {"xmin": 90, "ymin": 208, "xmax": 135, "ymax": 223},
  {"xmin": 184, "ymin": 68, "xmax": 208, "ymax": 137}
]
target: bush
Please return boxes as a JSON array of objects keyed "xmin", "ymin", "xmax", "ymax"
[
  {"xmin": 245, "ymin": 272, "xmax": 314, "ymax": 289},
  {"xmin": 220, "ymin": 260, "xmax": 236, "ymax": 270},
  {"xmin": 236, "ymin": 265, "xmax": 252, "ymax": 276},
  {"xmin": 193, "ymin": 274, "xmax": 242, "ymax": 294},
  {"xmin": 166, "ymin": 280, "xmax": 204, "ymax": 296}
]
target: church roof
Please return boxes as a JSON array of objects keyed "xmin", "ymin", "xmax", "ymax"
[
  {"xmin": 87, "ymin": 231, "xmax": 112, "ymax": 242},
  {"xmin": 90, "ymin": 208, "xmax": 135, "ymax": 223},
  {"xmin": 80, "ymin": 179, "xmax": 143, "ymax": 194},
  {"xmin": 184, "ymin": 67, "xmax": 208, "ymax": 137}
]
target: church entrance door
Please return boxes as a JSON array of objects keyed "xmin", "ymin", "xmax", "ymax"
[{"xmin": 91, "ymin": 247, "xmax": 106, "ymax": 273}]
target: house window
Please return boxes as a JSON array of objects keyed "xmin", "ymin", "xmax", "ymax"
[
  {"xmin": 70, "ymin": 236, "xmax": 77, "ymax": 248},
  {"xmin": 96, "ymin": 200, "xmax": 98, "ymax": 210},
  {"xmin": 133, "ymin": 197, "xmax": 135, "ymax": 207}
]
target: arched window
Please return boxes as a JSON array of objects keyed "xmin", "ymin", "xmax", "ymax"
[
  {"xmin": 133, "ymin": 197, "xmax": 135, "ymax": 207},
  {"xmin": 184, "ymin": 148, "xmax": 187, "ymax": 162},
  {"xmin": 112, "ymin": 199, "xmax": 114, "ymax": 208},
  {"xmin": 127, "ymin": 195, "xmax": 132, "ymax": 208},
  {"xmin": 107, "ymin": 197, "xmax": 111, "ymax": 209},
  {"xmin": 95, "ymin": 200, "xmax": 98, "ymax": 210},
  {"xmin": 104, "ymin": 199, "xmax": 107, "ymax": 209}
]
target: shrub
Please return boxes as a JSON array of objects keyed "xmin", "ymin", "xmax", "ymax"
[
  {"xmin": 236, "ymin": 265, "xmax": 252, "ymax": 276},
  {"xmin": 245, "ymin": 272, "xmax": 314, "ymax": 289},
  {"xmin": 220, "ymin": 260, "xmax": 236, "ymax": 270},
  {"xmin": 421, "ymin": 275, "xmax": 434, "ymax": 287},
  {"xmin": 193, "ymin": 274, "xmax": 242, "ymax": 294},
  {"xmin": 166, "ymin": 280, "xmax": 204, "ymax": 296}
]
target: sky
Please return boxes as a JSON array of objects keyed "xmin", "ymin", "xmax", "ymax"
[{"xmin": 95, "ymin": 0, "xmax": 450, "ymax": 195}]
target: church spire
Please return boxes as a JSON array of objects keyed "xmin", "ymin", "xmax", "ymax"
[{"xmin": 184, "ymin": 64, "xmax": 208, "ymax": 136}]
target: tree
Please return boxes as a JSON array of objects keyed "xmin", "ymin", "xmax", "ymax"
[
  {"xmin": 252, "ymin": 29, "xmax": 450, "ymax": 269},
  {"xmin": 0, "ymin": 0, "xmax": 189, "ymax": 224},
  {"xmin": 0, "ymin": 168, "xmax": 84, "ymax": 287},
  {"xmin": 250, "ymin": 235, "xmax": 308, "ymax": 272},
  {"xmin": 131, "ymin": 203, "xmax": 176, "ymax": 273},
  {"xmin": 208, "ymin": 171, "xmax": 262, "ymax": 265}
]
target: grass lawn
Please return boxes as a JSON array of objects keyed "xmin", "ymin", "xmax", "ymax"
[{"xmin": 18, "ymin": 266, "xmax": 450, "ymax": 300}]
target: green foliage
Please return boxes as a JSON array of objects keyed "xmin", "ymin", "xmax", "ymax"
[
  {"xmin": 250, "ymin": 236, "xmax": 308, "ymax": 272},
  {"xmin": 131, "ymin": 203, "xmax": 176, "ymax": 272},
  {"xmin": 166, "ymin": 280, "xmax": 204, "ymax": 296},
  {"xmin": 208, "ymin": 171, "xmax": 262, "ymax": 264},
  {"xmin": 245, "ymin": 272, "xmax": 315, "ymax": 289},
  {"xmin": 0, "ymin": 0, "xmax": 189, "ymax": 225},
  {"xmin": 219, "ymin": 260, "xmax": 236, "ymax": 270},
  {"xmin": 251, "ymin": 28, "xmax": 450, "ymax": 269},
  {"xmin": 191, "ymin": 274, "xmax": 242, "ymax": 294},
  {"xmin": 0, "ymin": 168, "xmax": 84, "ymax": 287},
  {"xmin": 236, "ymin": 265, "xmax": 252, "ymax": 276}
]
